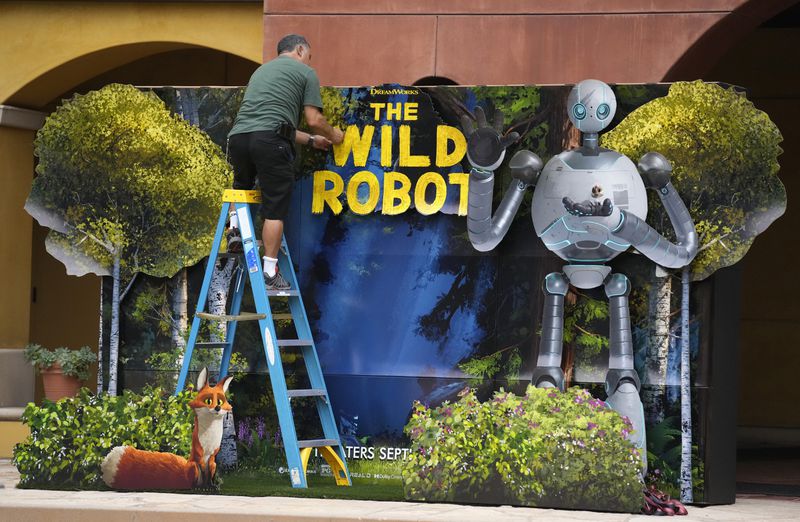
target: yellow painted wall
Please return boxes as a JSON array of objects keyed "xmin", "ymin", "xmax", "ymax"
[
  {"xmin": 0, "ymin": 127, "xmax": 34, "ymax": 349},
  {"xmin": 0, "ymin": 422, "xmax": 30, "ymax": 458},
  {"xmin": 0, "ymin": 1, "xmax": 263, "ymax": 109},
  {"xmin": 0, "ymin": 0, "xmax": 262, "ymax": 409}
]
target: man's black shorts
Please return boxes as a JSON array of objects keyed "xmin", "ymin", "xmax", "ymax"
[{"xmin": 228, "ymin": 130, "xmax": 295, "ymax": 220}]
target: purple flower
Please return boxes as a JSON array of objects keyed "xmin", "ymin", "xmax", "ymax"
[
  {"xmin": 575, "ymin": 440, "xmax": 586, "ymax": 448},
  {"xmin": 514, "ymin": 405, "xmax": 525, "ymax": 415},
  {"xmin": 597, "ymin": 430, "xmax": 607, "ymax": 438},
  {"xmin": 528, "ymin": 421, "xmax": 540, "ymax": 429},
  {"xmin": 574, "ymin": 396, "xmax": 585, "ymax": 404},
  {"xmin": 586, "ymin": 422, "xmax": 598, "ymax": 430},
  {"xmin": 551, "ymin": 407, "xmax": 561, "ymax": 413},
  {"xmin": 256, "ymin": 416, "xmax": 266, "ymax": 439},
  {"xmin": 589, "ymin": 399, "xmax": 605, "ymax": 409},
  {"xmin": 547, "ymin": 392, "xmax": 558, "ymax": 399},
  {"xmin": 621, "ymin": 428, "xmax": 631, "ymax": 438},
  {"xmin": 442, "ymin": 407, "xmax": 453, "ymax": 417}
]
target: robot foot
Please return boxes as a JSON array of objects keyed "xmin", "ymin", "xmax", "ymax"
[
  {"xmin": 531, "ymin": 366, "xmax": 565, "ymax": 391},
  {"xmin": 606, "ymin": 381, "xmax": 648, "ymax": 476}
]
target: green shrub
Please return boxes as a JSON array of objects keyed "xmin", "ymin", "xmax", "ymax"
[
  {"xmin": 402, "ymin": 386, "xmax": 644, "ymax": 512},
  {"xmin": 13, "ymin": 386, "xmax": 194, "ymax": 488}
]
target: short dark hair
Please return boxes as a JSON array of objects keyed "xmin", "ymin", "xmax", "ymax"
[{"xmin": 277, "ymin": 34, "xmax": 310, "ymax": 55}]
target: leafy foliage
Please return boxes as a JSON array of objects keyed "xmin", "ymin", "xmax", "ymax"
[
  {"xmin": 458, "ymin": 346, "xmax": 522, "ymax": 386},
  {"xmin": 602, "ymin": 81, "xmax": 785, "ymax": 281},
  {"xmin": 645, "ymin": 416, "xmax": 704, "ymax": 500},
  {"xmin": 28, "ymin": 83, "xmax": 232, "ymax": 280},
  {"xmin": 23, "ymin": 344, "xmax": 97, "ymax": 381},
  {"xmin": 402, "ymin": 386, "xmax": 644, "ymax": 512},
  {"xmin": 13, "ymin": 387, "xmax": 194, "ymax": 488}
]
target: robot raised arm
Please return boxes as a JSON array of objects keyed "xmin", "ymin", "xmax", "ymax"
[
  {"xmin": 462, "ymin": 107, "xmax": 542, "ymax": 252},
  {"xmin": 613, "ymin": 152, "xmax": 698, "ymax": 268}
]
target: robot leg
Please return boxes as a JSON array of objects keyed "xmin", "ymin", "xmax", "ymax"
[
  {"xmin": 603, "ymin": 272, "xmax": 648, "ymax": 474},
  {"xmin": 531, "ymin": 272, "xmax": 568, "ymax": 391}
]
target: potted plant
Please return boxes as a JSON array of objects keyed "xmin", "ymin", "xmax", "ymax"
[{"xmin": 23, "ymin": 344, "xmax": 96, "ymax": 401}]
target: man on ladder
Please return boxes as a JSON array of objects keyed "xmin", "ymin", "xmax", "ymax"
[{"xmin": 227, "ymin": 33, "xmax": 344, "ymax": 290}]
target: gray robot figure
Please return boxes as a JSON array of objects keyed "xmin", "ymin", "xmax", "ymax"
[{"xmin": 462, "ymin": 79, "xmax": 698, "ymax": 472}]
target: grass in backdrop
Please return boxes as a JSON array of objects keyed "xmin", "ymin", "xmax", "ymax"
[{"xmin": 219, "ymin": 469, "xmax": 404, "ymax": 500}]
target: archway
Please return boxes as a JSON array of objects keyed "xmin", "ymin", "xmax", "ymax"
[{"xmin": 9, "ymin": 45, "xmax": 259, "ymax": 400}]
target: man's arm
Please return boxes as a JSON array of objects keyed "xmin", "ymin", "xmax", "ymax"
[
  {"xmin": 295, "ymin": 129, "xmax": 332, "ymax": 151},
  {"xmin": 304, "ymin": 105, "xmax": 344, "ymax": 145}
]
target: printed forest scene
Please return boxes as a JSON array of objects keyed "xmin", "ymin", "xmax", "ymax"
[{"xmin": 16, "ymin": 81, "xmax": 784, "ymax": 512}]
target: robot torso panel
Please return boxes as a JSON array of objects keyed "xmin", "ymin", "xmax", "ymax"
[{"xmin": 532, "ymin": 148, "xmax": 648, "ymax": 264}]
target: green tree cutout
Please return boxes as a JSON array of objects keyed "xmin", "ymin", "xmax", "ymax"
[
  {"xmin": 26, "ymin": 84, "xmax": 232, "ymax": 395},
  {"xmin": 602, "ymin": 81, "xmax": 785, "ymax": 501}
]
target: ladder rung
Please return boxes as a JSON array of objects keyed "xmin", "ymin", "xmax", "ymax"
[
  {"xmin": 195, "ymin": 342, "xmax": 229, "ymax": 349},
  {"xmin": 287, "ymin": 388, "xmax": 327, "ymax": 399},
  {"xmin": 268, "ymin": 290, "xmax": 300, "ymax": 297},
  {"xmin": 297, "ymin": 438, "xmax": 339, "ymax": 449},
  {"xmin": 277, "ymin": 339, "xmax": 313, "ymax": 347},
  {"xmin": 217, "ymin": 252, "xmax": 242, "ymax": 259},
  {"xmin": 273, "ymin": 313, "xmax": 293, "ymax": 321},
  {"xmin": 197, "ymin": 312, "xmax": 266, "ymax": 322}
]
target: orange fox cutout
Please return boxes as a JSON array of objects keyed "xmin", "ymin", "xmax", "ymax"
[{"xmin": 101, "ymin": 368, "xmax": 233, "ymax": 490}]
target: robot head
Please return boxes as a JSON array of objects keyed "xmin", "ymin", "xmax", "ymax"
[{"xmin": 567, "ymin": 79, "xmax": 617, "ymax": 133}]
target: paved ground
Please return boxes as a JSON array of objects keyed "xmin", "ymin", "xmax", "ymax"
[{"xmin": 2, "ymin": 460, "xmax": 799, "ymax": 522}]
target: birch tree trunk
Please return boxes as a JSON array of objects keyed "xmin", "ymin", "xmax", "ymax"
[
  {"xmin": 170, "ymin": 269, "xmax": 188, "ymax": 351},
  {"xmin": 209, "ymin": 260, "xmax": 235, "ymax": 344},
  {"xmin": 642, "ymin": 267, "xmax": 672, "ymax": 424},
  {"xmin": 209, "ymin": 258, "xmax": 237, "ymax": 469},
  {"xmin": 108, "ymin": 255, "xmax": 121, "ymax": 396},
  {"xmin": 97, "ymin": 277, "xmax": 104, "ymax": 393},
  {"xmin": 680, "ymin": 266, "xmax": 694, "ymax": 503}
]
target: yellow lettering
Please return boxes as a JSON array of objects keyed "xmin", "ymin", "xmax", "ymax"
[
  {"xmin": 346, "ymin": 171, "xmax": 380, "ymax": 215},
  {"xmin": 436, "ymin": 126, "xmax": 467, "ymax": 167},
  {"xmin": 398, "ymin": 125, "xmax": 430, "ymax": 167},
  {"xmin": 333, "ymin": 125, "xmax": 375, "ymax": 167},
  {"xmin": 370, "ymin": 103, "xmax": 385, "ymax": 120},
  {"xmin": 386, "ymin": 103, "xmax": 403, "ymax": 120},
  {"xmin": 381, "ymin": 125, "xmax": 393, "ymax": 167},
  {"xmin": 382, "ymin": 172, "xmax": 412, "ymax": 215},
  {"xmin": 448, "ymin": 173, "xmax": 470, "ymax": 216},
  {"xmin": 312, "ymin": 170, "xmax": 344, "ymax": 214},
  {"xmin": 405, "ymin": 103, "xmax": 418, "ymax": 121},
  {"xmin": 415, "ymin": 173, "xmax": 447, "ymax": 215}
]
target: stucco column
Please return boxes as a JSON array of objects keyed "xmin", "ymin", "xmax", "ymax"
[{"xmin": 0, "ymin": 106, "xmax": 42, "ymax": 349}]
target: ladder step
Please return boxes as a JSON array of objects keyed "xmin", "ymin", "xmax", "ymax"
[
  {"xmin": 273, "ymin": 313, "xmax": 293, "ymax": 321},
  {"xmin": 287, "ymin": 388, "xmax": 327, "ymax": 399},
  {"xmin": 195, "ymin": 341, "xmax": 230, "ymax": 349},
  {"xmin": 277, "ymin": 339, "xmax": 313, "ymax": 347},
  {"xmin": 217, "ymin": 252, "xmax": 242, "ymax": 259},
  {"xmin": 197, "ymin": 311, "xmax": 266, "ymax": 322},
  {"xmin": 268, "ymin": 289, "xmax": 300, "ymax": 297},
  {"xmin": 297, "ymin": 438, "xmax": 339, "ymax": 449}
]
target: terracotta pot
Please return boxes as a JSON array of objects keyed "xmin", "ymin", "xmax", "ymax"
[{"xmin": 40, "ymin": 363, "xmax": 82, "ymax": 401}]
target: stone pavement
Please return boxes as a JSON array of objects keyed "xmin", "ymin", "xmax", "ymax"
[{"xmin": 1, "ymin": 460, "xmax": 799, "ymax": 522}]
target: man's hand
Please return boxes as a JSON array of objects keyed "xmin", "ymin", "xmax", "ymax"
[
  {"xmin": 331, "ymin": 127, "xmax": 344, "ymax": 145},
  {"xmin": 311, "ymin": 135, "xmax": 332, "ymax": 151},
  {"xmin": 461, "ymin": 106, "xmax": 519, "ymax": 172}
]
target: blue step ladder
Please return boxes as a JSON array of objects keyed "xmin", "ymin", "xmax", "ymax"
[{"xmin": 175, "ymin": 189, "xmax": 351, "ymax": 489}]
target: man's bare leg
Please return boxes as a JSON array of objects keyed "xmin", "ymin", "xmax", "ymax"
[{"xmin": 262, "ymin": 219, "xmax": 283, "ymax": 259}]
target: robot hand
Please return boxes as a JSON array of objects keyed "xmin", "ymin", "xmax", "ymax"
[
  {"xmin": 637, "ymin": 152, "xmax": 672, "ymax": 190},
  {"xmin": 461, "ymin": 106, "xmax": 520, "ymax": 174},
  {"xmin": 563, "ymin": 197, "xmax": 613, "ymax": 217}
]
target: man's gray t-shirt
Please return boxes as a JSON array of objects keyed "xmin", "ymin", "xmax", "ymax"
[{"xmin": 229, "ymin": 55, "xmax": 323, "ymax": 136}]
